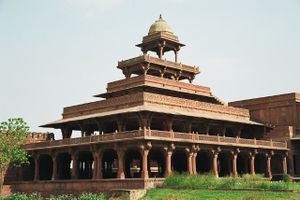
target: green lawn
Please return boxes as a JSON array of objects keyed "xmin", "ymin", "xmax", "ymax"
[{"xmin": 141, "ymin": 188, "xmax": 300, "ymax": 200}]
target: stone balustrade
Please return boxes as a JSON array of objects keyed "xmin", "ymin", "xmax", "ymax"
[{"xmin": 23, "ymin": 130, "xmax": 288, "ymax": 151}]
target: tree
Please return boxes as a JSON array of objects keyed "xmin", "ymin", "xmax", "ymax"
[{"xmin": 0, "ymin": 118, "xmax": 30, "ymax": 196}]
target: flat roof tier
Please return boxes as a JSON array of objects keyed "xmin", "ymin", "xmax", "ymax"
[
  {"xmin": 42, "ymin": 92, "xmax": 261, "ymax": 128},
  {"xmin": 117, "ymin": 55, "xmax": 200, "ymax": 82},
  {"xmin": 94, "ymin": 75, "xmax": 223, "ymax": 104}
]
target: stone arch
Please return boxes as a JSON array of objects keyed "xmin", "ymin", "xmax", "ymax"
[
  {"xmin": 57, "ymin": 152, "xmax": 72, "ymax": 180},
  {"xmin": 218, "ymin": 151, "xmax": 232, "ymax": 177},
  {"xmin": 125, "ymin": 148, "xmax": 142, "ymax": 178},
  {"xmin": 148, "ymin": 149, "xmax": 165, "ymax": 178},
  {"xmin": 22, "ymin": 156, "xmax": 35, "ymax": 181},
  {"xmin": 172, "ymin": 149, "xmax": 187, "ymax": 173},
  {"xmin": 196, "ymin": 151, "xmax": 212, "ymax": 174},
  {"xmin": 237, "ymin": 152, "xmax": 250, "ymax": 175},
  {"xmin": 39, "ymin": 154, "xmax": 53, "ymax": 180},
  {"xmin": 255, "ymin": 153, "xmax": 267, "ymax": 176},
  {"xmin": 102, "ymin": 149, "xmax": 118, "ymax": 179},
  {"xmin": 78, "ymin": 151, "xmax": 93, "ymax": 179}
]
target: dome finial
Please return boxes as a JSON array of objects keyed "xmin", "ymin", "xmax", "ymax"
[{"xmin": 148, "ymin": 15, "xmax": 173, "ymax": 35}]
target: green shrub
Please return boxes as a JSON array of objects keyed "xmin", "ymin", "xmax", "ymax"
[
  {"xmin": 48, "ymin": 194, "xmax": 76, "ymax": 200},
  {"xmin": 3, "ymin": 193, "xmax": 42, "ymax": 200},
  {"xmin": 78, "ymin": 193, "xmax": 105, "ymax": 200}
]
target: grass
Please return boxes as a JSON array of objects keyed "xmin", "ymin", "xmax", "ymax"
[
  {"xmin": 141, "ymin": 174, "xmax": 300, "ymax": 200},
  {"xmin": 164, "ymin": 173, "xmax": 299, "ymax": 190},
  {"xmin": 141, "ymin": 188, "xmax": 300, "ymax": 200}
]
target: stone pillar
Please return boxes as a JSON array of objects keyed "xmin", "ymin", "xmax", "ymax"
[
  {"xmin": 192, "ymin": 152, "xmax": 197, "ymax": 175},
  {"xmin": 117, "ymin": 149, "xmax": 125, "ymax": 179},
  {"xmin": 212, "ymin": 150, "xmax": 219, "ymax": 177},
  {"xmin": 52, "ymin": 156, "xmax": 57, "ymax": 180},
  {"xmin": 71, "ymin": 153, "xmax": 78, "ymax": 179},
  {"xmin": 232, "ymin": 151, "xmax": 238, "ymax": 177},
  {"xmin": 61, "ymin": 127, "xmax": 72, "ymax": 139},
  {"xmin": 186, "ymin": 149, "xmax": 193, "ymax": 175},
  {"xmin": 93, "ymin": 152, "xmax": 100, "ymax": 179},
  {"xmin": 142, "ymin": 149, "xmax": 149, "ymax": 179},
  {"xmin": 164, "ymin": 143, "xmax": 175, "ymax": 177},
  {"xmin": 266, "ymin": 153, "xmax": 272, "ymax": 178},
  {"xmin": 282, "ymin": 155, "xmax": 287, "ymax": 175},
  {"xmin": 250, "ymin": 153, "xmax": 255, "ymax": 175},
  {"xmin": 165, "ymin": 150, "xmax": 172, "ymax": 177},
  {"xmin": 34, "ymin": 155, "xmax": 39, "ymax": 181},
  {"xmin": 174, "ymin": 49, "xmax": 178, "ymax": 63}
]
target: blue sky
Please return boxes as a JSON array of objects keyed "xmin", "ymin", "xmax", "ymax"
[{"xmin": 0, "ymin": 0, "xmax": 299, "ymax": 138}]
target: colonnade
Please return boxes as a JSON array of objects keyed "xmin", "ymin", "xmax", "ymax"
[{"xmin": 21, "ymin": 143, "xmax": 288, "ymax": 182}]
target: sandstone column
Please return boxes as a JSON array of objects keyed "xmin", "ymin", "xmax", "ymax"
[
  {"xmin": 266, "ymin": 153, "xmax": 272, "ymax": 178},
  {"xmin": 250, "ymin": 153, "xmax": 255, "ymax": 175},
  {"xmin": 165, "ymin": 150, "xmax": 173, "ymax": 177},
  {"xmin": 141, "ymin": 149, "xmax": 149, "ymax": 179},
  {"xmin": 92, "ymin": 152, "xmax": 100, "ymax": 179},
  {"xmin": 117, "ymin": 149, "xmax": 125, "ymax": 179},
  {"xmin": 282, "ymin": 154, "xmax": 287, "ymax": 175},
  {"xmin": 34, "ymin": 155, "xmax": 40, "ymax": 181},
  {"xmin": 187, "ymin": 151, "xmax": 193, "ymax": 175},
  {"xmin": 192, "ymin": 152, "xmax": 197, "ymax": 175},
  {"xmin": 164, "ymin": 143, "xmax": 175, "ymax": 177},
  {"xmin": 71, "ymin": 153, "xmax": 78, "ymax": 179},
  {"xmin": 52, "ymin": 156, "xmax": 57, "ymax": 180},
  {"xmin": 212, "ymin": 150, "xmax": 219, "ymax": 177},
  {"xmin": 232, "ymin": 151, "xmax": 238, "ymax": 177}
]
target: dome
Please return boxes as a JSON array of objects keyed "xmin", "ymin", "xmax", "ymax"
[{"xmin": 148, "ymin": 15, "xmax": 173, "ymax": 35}]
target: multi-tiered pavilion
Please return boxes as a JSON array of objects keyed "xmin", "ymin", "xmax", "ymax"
[{"xmin": 7, "ymin": 16, "xmax": 288, "ymax": 195}]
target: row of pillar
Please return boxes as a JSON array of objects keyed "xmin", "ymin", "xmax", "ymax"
[{"xmin": 29, "ymin": 146, "xmax": 287, "ymax": 181}]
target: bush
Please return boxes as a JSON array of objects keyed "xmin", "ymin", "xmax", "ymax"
[{"xmin": 3, "ymin": 193, "xmax": 42, "ymax": 200}]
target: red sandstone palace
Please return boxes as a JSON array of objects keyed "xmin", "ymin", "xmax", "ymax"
[{"xmin": 4, "ymin": 16, "xmax": 300, "ymax": 195}]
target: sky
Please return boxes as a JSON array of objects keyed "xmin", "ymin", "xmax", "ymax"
[{"xmin": 0, "ymin": 0, "xmax": 299, "ymax": 139}]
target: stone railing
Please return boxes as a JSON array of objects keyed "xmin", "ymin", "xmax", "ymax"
[
  {"xmin": 146, "ymin": 130, "xmax": 287, "ymax": 149},
  {"xmin": 24, "ymin": 130, "xmax": 144, "ymax": 150},
  {"xmin": 24, "ymin": 130, "xmax": 287, "ymax": 150},
  {"xmin": 118, "ymin": 55, "xmax": 199, "ymax": 73}
]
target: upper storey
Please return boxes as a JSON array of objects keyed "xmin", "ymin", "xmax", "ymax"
[{"xmin": 118, "ymin": 15, "xmax": 200, "ymax": 83}]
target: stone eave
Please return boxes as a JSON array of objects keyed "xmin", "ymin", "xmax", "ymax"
[
  {"xmin": 40, "ymin": 104, "xmax": 263, "ymax": 128},
  {"xmin": 117, "ymin": 55, "xmax": 200, "ymax": 74}
]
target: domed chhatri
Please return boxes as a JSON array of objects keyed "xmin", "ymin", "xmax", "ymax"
[{"xmin": 148, "ymin": 14, "xmax": 173, "ymax": 35}]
